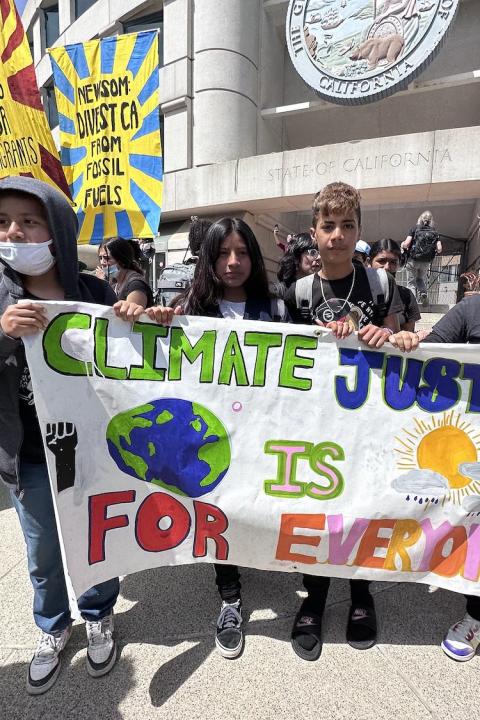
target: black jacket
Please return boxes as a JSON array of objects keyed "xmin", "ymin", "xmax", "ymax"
[{"xmin": 0, "ymin": 176, "xmax": 116, "ymax": 492}]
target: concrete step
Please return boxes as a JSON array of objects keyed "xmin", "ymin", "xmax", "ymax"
[
  {"xmin": 416, "ymin": 311, "xmax": 448, "ymax": 333},
  {"xmin": 418, "ymin": 304, "xmax": 453, "ymax": 313}
]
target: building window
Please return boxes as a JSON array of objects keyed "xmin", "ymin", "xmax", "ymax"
[
  {"xmin": 27, "ymin": 31, "xmax": 34, "ymax": 60},
  {"xmin": 44, "ymin": 80, "xmax": 58, "ymax": 129},
  {"xmin": 123, "ymin": 11, "xmax": 164, "ymax": 63},
  {"xmin": 74, "ymin": 0, "xmax": 97, "ymax": 20},
  {"xmin": 44, "ymin": 4, "xmax": 60, "ymax": 48}
]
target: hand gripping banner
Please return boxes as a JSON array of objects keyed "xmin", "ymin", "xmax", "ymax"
[
  {"xmin": 49, "ymin": 31, "xmax": 163, "ymax": 244},
  {"xmin": 24, "ymin": 303, "xmax": 480, "ymax": 598},
  {"xmin": 0, "ymin": 0, "xmax": 69, "ymax": 196}
]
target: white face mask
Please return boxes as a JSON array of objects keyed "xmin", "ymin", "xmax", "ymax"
[{"xmin": 0, "ymin": 240, "xmax": 56, "ymax": 276}]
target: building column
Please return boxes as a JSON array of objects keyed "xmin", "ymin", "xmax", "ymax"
[
  {"xmin": 465, "ymin": 201, "xmax": 480, "ymax": 269},
  {"xmin": 59, "ymin": 0, "xmax": 74, "ymax": 35},
  {"xmin": 161, "ymin": 0, "xmax": 193, "ymax": 173},
  {"xmin": 193, "ymin": 0, "xmax": 260, "ymax": 166}
]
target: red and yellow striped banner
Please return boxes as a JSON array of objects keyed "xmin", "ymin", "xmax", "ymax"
[{"xmin": 0, "ymin": 0, "xmax": 69, "ymax": 197}]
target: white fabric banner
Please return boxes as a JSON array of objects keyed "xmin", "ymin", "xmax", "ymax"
[{"xmin": 24, "ymin": 302, "xmax": 480, "ymax": 598}]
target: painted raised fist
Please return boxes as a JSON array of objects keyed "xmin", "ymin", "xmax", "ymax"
[{"xmin": 46, "ymin": 422, "xmax": 78, "ymax": 492}]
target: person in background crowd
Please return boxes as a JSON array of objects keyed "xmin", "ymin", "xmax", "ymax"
[
  {"xmin": 188, "ymin": 216, "xmax": 213, "ymax": 260},
  {"xmin": 0, "ymin": 176, "xmax": 120, "ymax": 695},
  {"xmin": 96, "ymin": 236, "xmax": 153, "ymax": 309},
  {"xmin": 273, "ymin": 224, "xmax": 287, "ymax": 253},
  {"xmin": 158, "ymin": 216, "xmax": 288, "ymax": 659},
  {"xmin": 369, "ymin": 238, "xmax": 421, "ymax": 331},
  {"xmin": 272, "ymin": 233, "xmax": 321, "ymax": 299},
  {"xmin": 401, "ymin": 211, "xmax": 442, "ymax": 305},
  {"xmin": 353, "ymin": 239, "xmax": 370, "ymax": 266},
  {"xmin": 139, "ymin": 239, "xmax": 155, "ymax": 261}
]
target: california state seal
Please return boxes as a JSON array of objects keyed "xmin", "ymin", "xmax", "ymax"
[{"xmin": 286, "ymin": 0, "xmax": 459, "ymax": 105}]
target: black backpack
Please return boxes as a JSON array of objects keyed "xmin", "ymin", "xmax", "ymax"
[
  {"xmin": 410, "ymin": 225, "xmax": 439, "ymax": 262},
  {"xmin": 294, "ymin": 267, "xmax": 390, "ymax": 324}
]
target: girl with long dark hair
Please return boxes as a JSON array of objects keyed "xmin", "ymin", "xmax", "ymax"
[
  {"xmin": 96, "ymin": 237, "xmax": 153, "ymax": 309},
  {"xmin": 150, "ymin": 216, "xmax": 288, "ymax": 659},
  {"xmin": 180, "ymin": 217, "xmax": 285, "ymax": 321}
]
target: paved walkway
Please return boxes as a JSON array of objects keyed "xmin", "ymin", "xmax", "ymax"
[{"xmin": 0, "ymin": 482, "xmax": 477, "ymax": 720}]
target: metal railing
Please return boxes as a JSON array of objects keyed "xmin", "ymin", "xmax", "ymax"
[{"xmin": 397, "ymin": 254, "xmax": 461, "ymax": 307}]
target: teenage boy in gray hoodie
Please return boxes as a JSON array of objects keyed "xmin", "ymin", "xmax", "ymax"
[{"xmin": 0, "ymin": 176, "xmax": 119, "ymax": 695}]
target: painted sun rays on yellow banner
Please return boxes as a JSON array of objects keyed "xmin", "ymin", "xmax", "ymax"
[
  {"xmin": 49, "ymin": 31, "xmax": 163, "ymax": 244},
  {"xmin": 0, "ymin": 0, "xmax": 69, "ymax": 196}
]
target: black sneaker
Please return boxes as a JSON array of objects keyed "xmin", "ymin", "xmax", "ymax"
[{"xmin": 215, "ymin": 600, "xmax": 243, "ymax": 658}]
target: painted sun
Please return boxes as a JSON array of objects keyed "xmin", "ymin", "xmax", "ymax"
[{"xmin": 394, "ymin": 411, "xmax": 480, "ymax": 506}]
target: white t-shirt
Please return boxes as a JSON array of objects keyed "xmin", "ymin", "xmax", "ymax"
[{"xmin": 219, "ymin": 300, "xmax": 246, "ymax": 319}]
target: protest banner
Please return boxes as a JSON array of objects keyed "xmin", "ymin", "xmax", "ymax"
[
  {"xmin": 49, "ymin": 31, "xmax": 162, "ymax": 244},
  {"xmin": 0, "ymin": 0, "xmax": 69, "ymax": 196},
  {"xmin": 24, "ymin": 302, "xmax": 480, "ymax": 598}
]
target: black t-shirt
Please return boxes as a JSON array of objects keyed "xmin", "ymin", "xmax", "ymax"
[
  {"xmin": 117, "ymin": 275, "xmax": 153, "ymax": 307},
  {"xmin": 18, "ymin": 293, "xmax": 45, "ymax": 463},
  {"xmin": 18, "ymin": 278, "xmax": 116, "ymax": 463},
  {"xmin": 17, "ymin": 292, "xmax": 44, "ymax": 462},
  {"xmin": 425, "ymin": 295, "xmax": 480, "ymax": 344},
  {"xmin": 285, "ymin": 265, "xmax": 402, "ymax": 328},
  {"xmin": 398, "ymin": 284, "xmax": 421, "ymax": 327},
  {"xmin": 18, "ymin": 346, "xmax": 44, "ymax": 463}
]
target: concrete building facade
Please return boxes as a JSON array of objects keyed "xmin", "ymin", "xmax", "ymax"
[{"xmin": 21, "ymin": 0, "xmax": 480, "ymax": 293}]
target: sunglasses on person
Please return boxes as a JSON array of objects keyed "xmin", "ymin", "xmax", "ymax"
[{"xmin": 305, "ymin": 248, "xmax": 320, "ymax": 259}]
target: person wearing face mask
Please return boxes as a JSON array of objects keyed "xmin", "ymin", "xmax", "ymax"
[
  {"xmin": 369, "ymin": 238, "xmax": 421, "ymax": 332},
  {"xmin": 96, "ymin": 236, "xmax": 153, "ymax": 310},
  {"xmin": 0, "ymin": 177, "xmax": 123, "ymax": 695}
]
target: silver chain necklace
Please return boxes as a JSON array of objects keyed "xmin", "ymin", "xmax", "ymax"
[{"xmin": 319, "ymin": 265, "xmax": 356, "ymax": 322}]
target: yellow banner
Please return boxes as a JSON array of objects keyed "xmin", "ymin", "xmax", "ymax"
[
  {"xmin": 49, "ymin": 31, "xmax": 163, "ymax": 244},
  {"xmin": 0, "ymin": 0, "xmax": 69, "ymax": 196}
]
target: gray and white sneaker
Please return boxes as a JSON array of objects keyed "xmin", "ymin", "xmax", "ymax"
[
  {"xmin": 215, "ymin": 600, "xmax": 243, "ymax": 659},
  {"xmin": 27, "ymin": 625, "xmax": 72, "ymax": 695},
  {"xmin": 85, "ymin": 612, "xmax": 117, "ymax": 677}
]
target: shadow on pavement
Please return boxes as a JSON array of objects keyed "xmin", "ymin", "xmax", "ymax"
[
  {"xmin": 0, "ymin": 560, "xmax": 468, "ymax": 713},
  {"xmin": 0, "ymin": 481, "xmax": 12, "ymax": 512},
  {"xmin": 118, "ymin": 563, "xmax": 467, "ymax": 708},
  {"xmin": 0, "ymin": 625, "xmax": 135, "ymax": 720}
]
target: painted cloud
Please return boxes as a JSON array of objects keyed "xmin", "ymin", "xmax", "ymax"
[{"xmin": 392, "ymin": 469, "xmax": 449, "ymax": 496}]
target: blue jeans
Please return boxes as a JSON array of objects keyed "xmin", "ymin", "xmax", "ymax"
[{"xmin": 11, "ymin": 461, "xmax": 119, "ymax": 634}]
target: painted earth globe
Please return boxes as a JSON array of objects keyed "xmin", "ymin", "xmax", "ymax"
[{"xmin": 106, "ymin": 399, "xmax": 231, "ymax": 497}]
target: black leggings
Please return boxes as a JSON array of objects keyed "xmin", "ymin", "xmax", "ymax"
[
  {"xmin": 466, "ymin": 594, "xmax": 480, "ymax": 621},
  {"xmin": 303, "ymin": 574, "xmax": 372, "ymax": 612},
  {"xmin": 213, "ymin": 567, "xmax": 479, "ymax": 620},
  {"xmin": 214, "ymin": 564, "xmax": 241, "ymax": 603}
]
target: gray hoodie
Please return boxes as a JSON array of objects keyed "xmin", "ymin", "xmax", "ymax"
[{"xmin": 0, "ymin": 176, "xmax": 116, "ymax": 492}]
